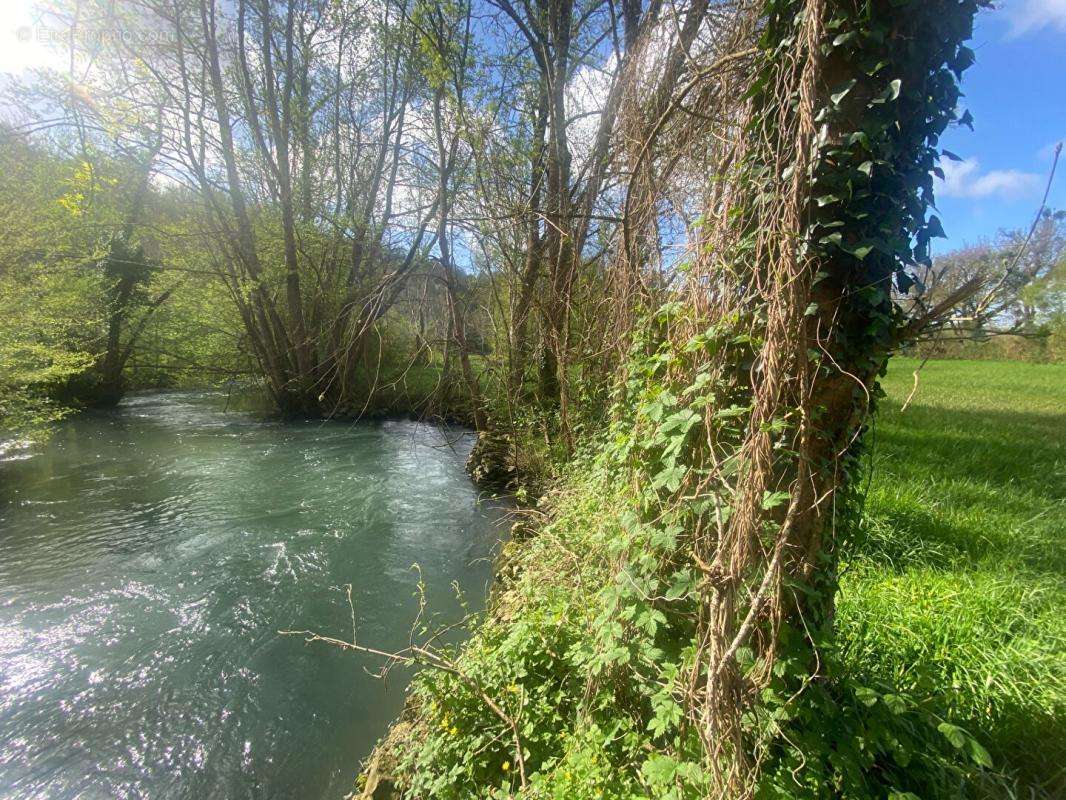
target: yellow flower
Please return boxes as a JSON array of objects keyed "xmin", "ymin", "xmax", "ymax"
[
  {"xmin": 501, "ymin": 761, "xmax": 510, "ymax": 772},
  {"xmin": 450, "ymin": 726, "xmax": 458, "ymax": 736}
]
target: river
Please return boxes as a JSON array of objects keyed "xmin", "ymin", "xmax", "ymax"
[{"xmin": 0, "ymin": 392, "xmax": 507, "ymax": 799}]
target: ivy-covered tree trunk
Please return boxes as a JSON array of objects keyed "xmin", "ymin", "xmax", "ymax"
[{"xmin": 690, "ymin": 0, "xmax": 985, "ymax": 792}]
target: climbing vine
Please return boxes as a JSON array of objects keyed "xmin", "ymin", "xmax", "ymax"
[{"xmin": 359, "ymin": 1, "xmax": 1000, "ymax": 798}]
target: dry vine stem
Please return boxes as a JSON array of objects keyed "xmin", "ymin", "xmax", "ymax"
[{"xmin": 664, "ymin": 0, "xmax": 831, "ymax": 794}]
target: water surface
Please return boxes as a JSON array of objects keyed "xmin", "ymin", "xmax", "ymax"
[{"xmin": 0, "ymin": 392, "xmax": 505, "ymax": 799}]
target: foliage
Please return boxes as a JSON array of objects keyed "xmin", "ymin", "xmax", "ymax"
[
  {"xmin": 0, "ymin": 132, "xmax": 101, "ymax": 433},
  {"xmin": 0, "ymin": 265, "xmax": 96, "ymax": 436},
  {"xmin": 379, "ymin": 357, "xmax": 1062, "ymax": 798},
  {"xmin": 1, "ymin": 0, "xmax": 1056, "ymax": 796},
  {"xmin": 907, "ymin": 210, "xmax": 1066, "ymax": 356}
]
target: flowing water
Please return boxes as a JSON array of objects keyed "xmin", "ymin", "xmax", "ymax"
[{"xmin": 0, "ymin": 393, "xmax": 507, "ymax": 800}]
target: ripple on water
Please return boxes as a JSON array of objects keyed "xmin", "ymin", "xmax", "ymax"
[{"xmin": 0, "ymin": 393, "xmax": 508, "ymax": 800}]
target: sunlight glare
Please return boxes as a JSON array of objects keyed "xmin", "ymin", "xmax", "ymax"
[{"xmin": 0, "ymin": 0, "xmax": 68, "ymax": 76}]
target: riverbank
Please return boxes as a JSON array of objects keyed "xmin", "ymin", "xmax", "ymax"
[{"xmin": 357, "ymin": 359, "xmax": 1065, "ymax": 798}]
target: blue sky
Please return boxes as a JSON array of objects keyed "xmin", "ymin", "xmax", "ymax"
[{"xmin": 933, "ymin": 0, "xmax": 1065, "ymax": 251}]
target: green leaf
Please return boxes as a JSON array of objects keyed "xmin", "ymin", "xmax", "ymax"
[
  {"xmin": 926, "ymin": 215, "xmax": 947, "ymax": 239},
  {"xmin": 882, "ymin": 693, "xmax": 907, "ymax": 715},
  {"xmin": 665, "ymin": 569, "xmax": 695, "ymax": 600},
  {"xmin": 969, "ymin": 739, "xmax": 994, "ymax": 768},
  {"xmin": 855, "ymin": 686, "xmax": 879, "ymax": 706},
  {"xmin": 937, "ymin": 722, "xmax": 967, "ymax": 749},
  {"xmin": 761, "ymin": 490, "xmax": 790, "ymax": 510},
  {"xmin": 830, "ymin": 79, "xmax": 857, "ymax": 106},
  {"xmin": 871, "ymin": 78, "xmax": 902, "ymax": 105},
  {"xmin": 951, "ymin": 44, "xmax": 976, "ymax": 77},
  {"xmin": 652, "ymin": 464, "xmax": 687, "ymax": 493},
  {"xmin": 661, "ymin": 409, "xmax": 699, "ymax": 435},
  {"xmin": 642, "ymin": 754, "xmax": 679, "ymax": 784},
  {"xmin": 645, "ymin": 398, "xmax": 667, "ymax": 422}
]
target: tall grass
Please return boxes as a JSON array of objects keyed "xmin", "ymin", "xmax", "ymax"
[{"xmin": 839, "ymin": 359, "xmax": 1066, "ymax": 795}]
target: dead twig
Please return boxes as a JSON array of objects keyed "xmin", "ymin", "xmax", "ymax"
[
  {"xmin": 899, "ymin": 356, "xmax": 929, "ymax": 413},
  {"xmin": 279, "ymin": 585, "xmax": 528, "ymax": 789}
]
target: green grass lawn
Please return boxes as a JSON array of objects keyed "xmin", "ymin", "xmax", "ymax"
[{"xmin": 838, "ymin": 359, "xmax": 1065, "ymax": 795}]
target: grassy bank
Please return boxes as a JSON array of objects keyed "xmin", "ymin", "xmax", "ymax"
[
  {"xmin": 840, "ymin": 359, "xmax": 1065, "ymax": 794},
  {"xmin": 363, "ymin": 358, "xmax": 1064, "ymax": 799}
]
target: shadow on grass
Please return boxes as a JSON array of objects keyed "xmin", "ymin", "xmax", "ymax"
[
  {"xmin": 874, "ymin": 403, "xmax": 1062, "ymax": 492},
  {"xmin": 849, "ymin": 402, "xmax": 1064, "ymax": 574}
]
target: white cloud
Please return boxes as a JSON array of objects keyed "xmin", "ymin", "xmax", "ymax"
[
  {"xmin": 937, "ymin": 157, "xmax": 1042, "ymax": 199},
  {"xmin": 565, "ymin": 55, "xmax": 615, "ymax": 173},
  {"xmin": 1004, "ymin": 0, "xmax": 1066, "ymax": 38}
]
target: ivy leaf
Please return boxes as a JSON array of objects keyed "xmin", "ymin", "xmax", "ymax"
[
  {"xmin": 871, "ymin": 78, "xmax": 902, "ymax": 104},
  {"xmin": 830, "ymin": 79, "xmax": 857, "ymax": 106},
  {"xmin": 926, "ymin": 215, "xmax": 947, "ymax": 239},
  {"xmin": 857, "ymin": 160, "xmax": 874, "ymax": 177},
  {"xmin": 895, "ymin": 270, "xmax": 916, "ymax": 295},
  {"xmin": 832, "ymin": 31, "xmax": 857, "ymax": 47},
  {"xmin": 958, "ymin": 109, "xmax": 975, "ymax": 130},
  {"xmin": 848, "ymin": 130, "xmax": 871, "ymax": 147},
  {"xmin": 951, "ymin": 44, "xmax": 976, "ymax": 78},
  {"xmin": 866, "ymin": 58, "xmax": 890, "ymax": 76},
  {"xmin": 941, "ymin": 148, "xmax": 964, "ymax": 162}
]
